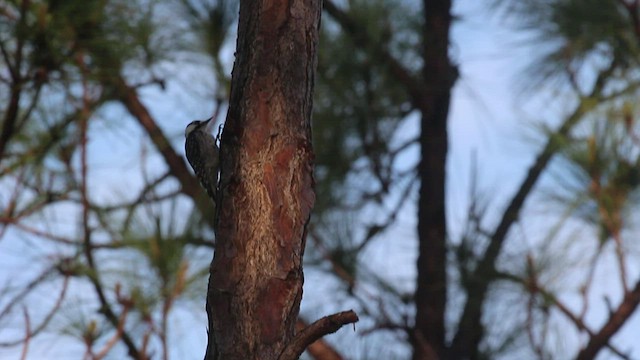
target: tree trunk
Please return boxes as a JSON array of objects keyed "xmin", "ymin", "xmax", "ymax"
[
  {"xmin": 204, "ymin": 1, "xmax": 321, "ymax": 359},
  {"xmin": 413, "ymin": 0, "xmax": 456, "ymax": 359}
]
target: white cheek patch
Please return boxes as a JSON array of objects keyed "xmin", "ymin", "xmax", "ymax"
[{"xmin": 185, "ymin": 123, "xmax": 198, "ymax": 137}]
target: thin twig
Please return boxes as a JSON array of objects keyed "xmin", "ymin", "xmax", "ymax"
[
  {"xmin": 0, "ymin": 219, "xmax": 77, "ymax": 245},
  {"xmin": 611, "ymin": 230, "xmax": 629, "ymax": 291},
  {"xmin": 579, "ymin": 248, "xmax": 602, "ymax": 321},
  {"xmin": 497, "ymin": 271, "xmax": 631, "ymax": 359},
  {"xmin": 19, "ymin": 307, "xmax": 30, "ymax": 360},
  {"xmin": 451, "ymin": 58, "xmax": 620, "ymax": 352},
  {"xmin": 76, "ymin": 54, "xmax": 142, "ymax": 359},
  {"xmin": 93, "ymin": 304, "xmax": 130, "ymax": 360},
  {"xmin": 0, "ymin": 265, "xmax": 56, "ymax": 320},
  {"xmin": 0, "ymin": 276, "xmax": 70, "ymax": 347},
  {"xmin": 0, "ymin": 0, "xmax": 29, "ymax": 163}
]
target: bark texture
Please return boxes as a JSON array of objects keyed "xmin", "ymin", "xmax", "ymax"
[
  {"xmin": 413, "ymin": 0, "xmax": 456, "ymax": 359},
  {"xmin": 205, "ymin": 1, "xmax": 321, "ymax": 359}
]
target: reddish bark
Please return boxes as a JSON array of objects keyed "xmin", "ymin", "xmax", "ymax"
[{"xmin": 204, "ymin": 1, "xmax": 328, "ymax": 359}]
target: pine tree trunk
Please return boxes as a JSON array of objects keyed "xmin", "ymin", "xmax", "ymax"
[
  {"xmin": 413, "ymin": 0, "xmax": 456, "ymax": 359},
  {"xmin": 204, "ymin": 1, "xmax": 321, "ymax": 359}
]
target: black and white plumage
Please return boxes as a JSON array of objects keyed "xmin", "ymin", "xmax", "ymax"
[{"xmin": 185, "ymin": 117, "xmax": 219, "ymax": 202}]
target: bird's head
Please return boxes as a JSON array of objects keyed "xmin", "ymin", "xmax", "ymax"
[{"xmin": 185, "ymin": 117, "xmax": 213, "ymax": 138}]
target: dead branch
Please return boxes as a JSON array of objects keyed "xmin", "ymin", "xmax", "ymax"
[
  {"xmin": 280, "ymin": 311, "xmax": 359, "ymax": 360},
  {"xmin": 295, "ymin": 319, "xmax": 344, "ymax": 360}
]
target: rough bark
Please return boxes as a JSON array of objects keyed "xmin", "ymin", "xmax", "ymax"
[
  {"xmin": 205, "ymin": 1, "xmax": 322, "ymax": 359},
  {"xmin": 413, "ymin": 1, "xmax": 456, "ymax": 359}
]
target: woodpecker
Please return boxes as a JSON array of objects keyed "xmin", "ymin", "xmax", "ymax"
[{"xmin": 185, "ymin": 117, "xmax": 219, "ymax": 202}]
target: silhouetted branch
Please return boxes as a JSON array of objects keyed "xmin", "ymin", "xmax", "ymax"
[
  {"xmin": 451, "ymin": 59, "xmax": 620, "ymax": 354},
  {"xmin": 576, "ymin": 280, "xmax": 640, "ymax": 360},
  {"xmin": 295, "ymin": 319, "xmax": 345, "ymax": 360},
  {"xmin": 0, "ymin": 277, "xmax": 69, "ymax": 347},
  {"xmin": 77, "ymin": 55, "xmax": 142, "ymax": 359},
  {"xmin": 0, "ymin": 266, "xmax": 56, "ymax": 321},
  {"xmin": 0, "ymin": 0, "xmax": 29, "ymax": 162},
  {"xmin": 19, "ymin": 307, "xmax": 30, "ymax": 360},
  {"xmin": 93, "ymin": 303, "xmax": 131, "ymax": 360},
  {"xmin": 280, "ymin": 311, "xmax": 359, "ymax": 360},
  {"xmin": 497, "ymin": 271, "xmax": 631, "ymax": 360},
  {"xmin": 111, "ymin": 75, "xmax": 211, "ymax": 216}
]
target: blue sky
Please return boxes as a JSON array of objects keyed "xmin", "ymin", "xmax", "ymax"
[{"xmin": 2, "ymin": 1, "xmax": 640, "ymax": 359}]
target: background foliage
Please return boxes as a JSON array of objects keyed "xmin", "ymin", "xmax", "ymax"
[{"xmin": 2, "ymin": 0, "xmax": 640, "ymax": 359}]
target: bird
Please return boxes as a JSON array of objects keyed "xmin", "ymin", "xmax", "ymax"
[{"xmin": 185, "ymin": 117, "xmax": 219, "ymax": 203}]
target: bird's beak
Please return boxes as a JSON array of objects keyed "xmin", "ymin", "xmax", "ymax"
[{"xmin": 204, "ymin": 117, "xmax": 215, "ymax": 131}]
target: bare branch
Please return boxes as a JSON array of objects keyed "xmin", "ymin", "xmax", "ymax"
[
  {"xmin": 0, "ymin": 0, "xmax": 29, "ymax": 162},
  {"xmin": 19, "ymin": 307, "xmax": 30, "ymax": 360},
  {"xmin": 93, "ymin": 304, "xmax": 131, "ymax": 360},
  {"xmin": 76, "ymin": 55, "xmax": 142, "ymax": 360},
  {"xmin": 576, "ymin": 280, "xmax": 640, "ymax": 359},
  {"xmin": 0, "ymin": 277, "xmax": 69, "ymax": 347},
  {"xmin": 280, "ymin": 311, "xmax": 359, "ymax": 360},
  {"xmin": 451, "ymin": 59, "xmax": 619, "ymax": 354},
  {"xmin": 497, "ymin": 271, "xmax": 631, "ymax": 359},
  {"xmin": 111, "ymin": 75, "xmax": 209, "ymax": 215},
  {"xmin": 0, "ymin": 265, "xmax": 56, "ymax": 321},
  {"xmin": 295, "ymin": 319, "xmax": 345, "ymax": 360}
]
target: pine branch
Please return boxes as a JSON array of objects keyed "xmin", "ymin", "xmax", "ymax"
[{"xmin": 280, "ymin": 311, "xmax": 359, "ymax": 360}]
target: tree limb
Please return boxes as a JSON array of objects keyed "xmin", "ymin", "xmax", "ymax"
[
  {"xmin": 450, "ymin": 60, "xmax": 617, "ymax": 357},
  {"xmin": 496, "ymin": 271, "xmax": 631, "ymax": 359},
  {"xmin": 576, "ymin": 280, "xmax": 640, "ymax": 360},
  {"xmin": 280, "ymin": 311, "xmax": 359, "ymax": 360},
  {"xmin": 0, "ymin": 0, "xmax": 29, "ymax": 163},
  {"xmin": 295, "ymin": 319, "xmax": 345, "ymax": 360},
  {"xmin": 111, "ymin": 75, "xmax": 214, "ymax": 218}
]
